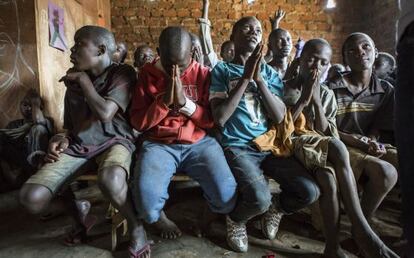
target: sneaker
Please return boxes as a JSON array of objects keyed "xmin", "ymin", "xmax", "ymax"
[
  {"xmin": 261, "ymin": 196, "xmax": 284, "ymax": 240},
  {"xmin": 226, "ymin": 215, "xmax": 248, "ymax": 252}
]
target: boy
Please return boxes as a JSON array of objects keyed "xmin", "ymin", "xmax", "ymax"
[
  {"xmin": 267, "ymin": 28, "xmax": 293, "ymax": 78},
  {"xmin": 130, "ymin": 26, "xmax": 237, "ymax": 245},
  {"xmin": 282, "ymin": 38, "xmax": 398, "ymax": 258},
  {"xmin": 210, "ymin": 16, "xmax": 320, "ymax": 253},
  {"xmin": 112, "ymin": 41, "xmax": 128, "ymax": 64},
  {"xmin": 220, "ymin": 40, "xmax": 235, "ymax": 63},
  {"xmin": 19, "ymin": 26, "xmax": 148, "ymax": 258},
  {"xmin": 329, "ymin": 33, "xmax": 398, "ymax": 228},
  {"xmin": 264, "ymin": 7, "xmax": 286, "ymax": 63},
  {"xmin": 133, "ymin": 44, "xmax": 155, "ymax": 70},
  {"xmin": 374, "ymin": 52, "xmax": 396, "ymax": 85},
  {"xmin": 0, "ymin": 89, "xmax": 53, "ymax": 192}
]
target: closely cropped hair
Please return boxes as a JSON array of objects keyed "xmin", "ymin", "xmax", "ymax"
[{"xmin": 76, "ymin": 25, "xmax": 116, "ymax": 56}]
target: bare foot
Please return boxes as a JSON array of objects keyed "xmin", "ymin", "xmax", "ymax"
[
  {"xmin": 154, "ymin": 210, "xmax": 182, "ymax": 239},
  {"xmin": 353, "ymin": 228, "xmax": 400, "ymax": 258},
  {"xmin": 322, "ymin": 247, "xmax": 349, "ymax": 258},
  {"xmin": 129, "ymin": 223, "xmax": 151, "ymax": 258}
]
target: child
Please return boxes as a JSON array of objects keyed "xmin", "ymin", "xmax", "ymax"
[
  {"xmin": 374, "ymin": 52, "xmax": 396, "ymax": 85},
  {"xmin": 329, "ymin": 33, "xmax": 398, "ymax": 228},
  {"xmin": 112, "ymin": 41, "xmax": 128, "ymax": 64},
  {"xmin": 18, "ymin": 26, "xmax": 148, "ymax": 258},
  {"xmin": 0, "ymin": 89, "xmax": 53, "ymax": 192},
  {"xmin": 281, "ymin": 38, "xmax": 398, "ymax": 258},
  {"xmin": 129, "ymin": 26, "xmax": 237, "ymax": 247},
  {"xmin": 210, "ymin": 16, "xmax": 320, "ymax": 253},
  {"xmin": 326, "ymin": 63, "xmax": 346, "ymax": 83},
  {"xmin": 267, "ymin": 28, "xmax": 293, "ymax": 78},
  {"xmin": 220, "ymin": 40, "xmax": 235, "ymax": 62},
  {"xmin": 133, "ymin": 44, "xmax": 155, "ymax": 70},
  {"xmin": 264, "ymin": 7, "xmax": 286, "ymax": 63}
]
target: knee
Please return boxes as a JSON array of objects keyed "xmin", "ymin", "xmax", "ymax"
[
  {"xmin": 372, "ymin": 161, "xmax": 398, "ymax": 189},
  {"xmin": 248, "ymin": 188, "xmax": 272, "ymax": 214},
  {"xmin": 209, "ymin": 180, "xmax": 238, "ymax": 214},
  {"xmin": 293, "ymin": 179, "xmax": 320, "ymax": 207},
  {"xmin": 98, "ymin": 167, "xmax": 127, "ymax": 194},
  {"xmin": 19, "ymin": 185, "xmax": 50, "ymax": 214}
]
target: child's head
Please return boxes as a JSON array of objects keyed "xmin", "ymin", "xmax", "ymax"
[
  {"xmin": 220, "ymin": 40, "xmax": 235, "ymax": 62},
  {"xmin": 342, "ymin": 32, "xmax": 377, "ymax": 72},
  {"xmin": 268, "ymin": 28, "xmax": 292, "ymax": 59},
  {"xmin": 112, "ymin": 42, "xmax": 128, "ymax": 64},
  {"xmin": 299, "ymin": 38, "xmax": 332, "ymax": 81},
  {"xmin": 158, "ymin": 26, "xmax": 192, "ymax": 76},
  {"xmin": 374, "ymin": 52, "xmax": 395, "ymax": 79},
  {"xmin": 133, "ymin": 44, "xmax": 155, "ymax": 69},
  {"xmin": 70, "ymin": 26, "xmax": 116, "ymax": 71},
  {"xmin": 20, "ymin": 89, "xmax": 43, "ymax": 120},
  {"xmin": 327, "ymin": 63, "xmax": 346, "ymax": 82},
  {"xmin": 230, "ymin": 16, "xmax": 263, "ymax": 54},
  {"xmin": 189, "ymin": 33, "xmax": 204, "ymax": 64}
]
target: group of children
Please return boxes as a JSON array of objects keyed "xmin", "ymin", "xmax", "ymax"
[{"xmin": 0, "ymin": 2, "xmax": 400, "ymax": 258}]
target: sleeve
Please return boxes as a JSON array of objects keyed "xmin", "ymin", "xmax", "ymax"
[
  {"xmin": 372, "ymin": 83, "xmax": 394, "ymax": 132},
  {"xmin": 264, "ymin": 64, "xmax": 284, "ymax": 97},
  {"xmin": 321, "ymin": 88, "xmax": 339, "ymax": 138},
  {"xmin": 129, "ymin": 71, "xmax": 170, "ymax": 132},
  {"xmin": 185, "ymin": 71, "xmax": 214, "ymax": 129},
  {"xmin": 199, "ymin": 18, "xmax": 214, "ymax": 56},
  {"xmin": 209, "ymin": 63, "xmax": 229, "ymax": 101},
  {"xmin": 105, "ymin": 65, "xmax": 137, "ymax": 112}
]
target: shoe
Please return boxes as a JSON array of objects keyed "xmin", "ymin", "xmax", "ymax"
[
  {"xmin": 261, "ymin": 195, "xmax": 284, "ymax": 240},
  {"xmin": 226, "ymin": 215, "xmax": 248, "ymax": 252}
]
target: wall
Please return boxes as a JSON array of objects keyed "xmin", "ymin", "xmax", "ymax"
[
  {"xmin": 111, "ymin": 0, "xmax": 371, "ymax": 64},
  {"xmin": 0, "ymin": 0, "xmax": 39, "ymax": 128}
]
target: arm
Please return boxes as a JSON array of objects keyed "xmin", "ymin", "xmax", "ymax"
[
  {"xmin": 270, "ymin": 7, "xmax": 286, "ymax": 30},
  {"xmin": 129, "ymin": 74, "xmax": 170, "ymax": 132},
  {"xmin": 210, "ymin": 44, "xmax": 262, "ymax": 127},
  {"xmin": 199, "ymin": 0, "xmax": 218, "ymax": 67},
  {"xmin": 255, "ymin": 62, "xmax": 286, "ymax": 124}
]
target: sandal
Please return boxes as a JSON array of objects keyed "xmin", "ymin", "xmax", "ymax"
[
  {"xmin": 63, "ymin": 214, "xmax": 97, "ymax": 246},
  {"xmin": 129, "ymin": 242, "xmax": 151, "ymax": 258}
]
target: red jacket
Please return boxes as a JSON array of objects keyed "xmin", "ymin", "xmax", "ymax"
[{"xmin": 130, "ymin": 60, "xmax": 214, "ymax": 144}]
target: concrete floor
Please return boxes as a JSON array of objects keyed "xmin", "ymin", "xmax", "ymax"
[{"xmin": 0, "ymin": 185, "xmax": 404, "ymax": 258}]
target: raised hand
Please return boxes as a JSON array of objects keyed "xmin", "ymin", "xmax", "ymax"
[{"xmin": 270, "ymin": 7, "xmax": 286, "ymax": 29}]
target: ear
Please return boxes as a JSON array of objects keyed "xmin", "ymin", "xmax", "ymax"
[
  {"xmin": 97, "ymin": 44, "xmax": 107, "ymax": 56},
  {"xmin": 374, "ymin": 48, "xmax": 379, "ymax": 59}
]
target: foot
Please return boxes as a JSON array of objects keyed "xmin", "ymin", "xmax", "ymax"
[
  {"xmin": 352, "ymin": 228, "xmax": 400, "ymax": 258},
  {"xmin": 154, "ymin": 211, "xmax": 182, "ymax": 239},
  {"xmin": 129, "ymin": 224, "xmax": 151, "ymax": 258},
  {"xmin": 322, "ymin": 247, "xmax": 349, "ymax": 258},
  {"xmin": 226, "ymin": 215, "xmax": 248, "ymax": 253},
  {"xmin": 63, "ymin": 200, "xmax": 96, "ymax": 246},
  {"xmin": 261, "ymin": 202, "xmax": 283, "ymax": 240}
]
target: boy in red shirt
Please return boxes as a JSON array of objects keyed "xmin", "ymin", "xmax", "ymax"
[{"xmin": 130, "ymin": 26, "xmax": 237, "ymax": 245}]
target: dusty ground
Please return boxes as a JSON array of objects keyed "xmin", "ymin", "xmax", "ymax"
[{"xmin": 0, "ymin": 182, "xmax": 404, "ymax": 258}]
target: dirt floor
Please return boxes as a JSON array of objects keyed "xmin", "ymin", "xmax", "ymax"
[{"xmin": 0, "ymin": 181, "xmax": 404, "ymax": 258}]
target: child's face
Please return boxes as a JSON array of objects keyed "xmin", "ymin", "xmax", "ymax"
[
  {"xmin": 134, "ymin": 47, "xmax": 154, "ymax": 68},
  {"xmin": 269, "ymin": 30, "xmax": 292, "ymax": 58},
  {"xmin": 300, "ymin": 44, "xmax": 332, "ymax": 80},
  {"xmin": 344, "ymin": 35, "xmax": 376, "ymax": 72},
  {"xmin": 70, "ymin": 33, "xmax": 101, "ymax": 71},
  {"xmin": 233, "ymin": 18, "xmax": 263, "ymax": 53},
  {"xmin": 160, "ymin": 51, "xmax": 191, "ymax": 76},
  {"xmin": 19, "ymin": 95, "xmax": 41, "ymax": 120},
  {"xmin": 112, "ymin": 43, "xmax": 127, "ymax": 63},
  {"xmin": 220, "ymin": 42, "xmax": 235, "ymax": 62},
  {"xmin": 374, "ymin": 57, "xmax": 392, "ymax": 79}
]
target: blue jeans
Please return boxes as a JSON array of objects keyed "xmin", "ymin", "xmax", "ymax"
[
  {"xmin": 224, "ymin": 145, "xmax": 319, "ymax": 223},
  {"xmin": 131, "ymin": 135, "xmax": 237, "ymax": 223},
  {"xmin": 396, "ymin": 22, "xmax": 414, "ymax": 254}
]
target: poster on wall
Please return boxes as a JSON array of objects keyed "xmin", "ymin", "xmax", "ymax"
[{"xmin": 48, "ymin": 1, "xmax": 68, "ymax": 51}]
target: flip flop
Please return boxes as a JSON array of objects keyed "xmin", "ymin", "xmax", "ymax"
[
  {"xmin": 129, "ymin": 242, "xmax": 151, "ymax": 258},
  {"xmin": 63, "ymin": 214, "xmax": 97, "ymax": 247}
]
